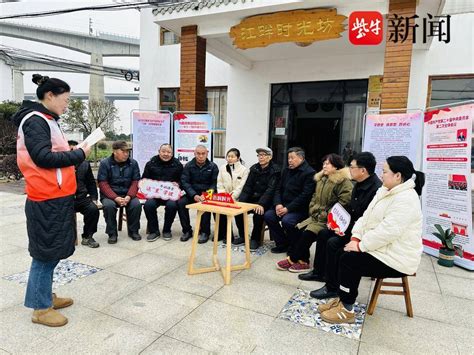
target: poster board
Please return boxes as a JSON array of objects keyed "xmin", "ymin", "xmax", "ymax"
[
  {"xmin": 131, "ymin": 110, "xmax": 172, "ymax": 173},
  {"xmin": 421, "ymin": 103, "xmax": 473, "ymax": 270},
  {"xmin": 362, "ymin": 111, "xmax": 423, "ymax": 176},
  {"xmin": 173, "ymin": 112, "xmax": 213, "ymax": 165}
]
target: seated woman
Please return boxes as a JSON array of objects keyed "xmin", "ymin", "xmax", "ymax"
[
  {"xmin": 320, "ymin": 156, "xmax": 425, "ymax": 324},
  {"xmin": 216, "ymin": 148, "xmax": 249, "ymax": 244},
  {"xmin": 276, "ymin": 154, "xmax": 353, "ymax": 273}
]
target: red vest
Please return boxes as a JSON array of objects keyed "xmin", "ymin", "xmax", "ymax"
[{"xmin": 17, "ymin": 111, "xmax": 77, "ymax": 201}]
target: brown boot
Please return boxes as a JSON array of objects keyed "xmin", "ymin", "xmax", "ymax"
[
  {"xmin": 52, "ymin": 293, "xmax": 73, "ymax": 309},
  {"xmin": 32, "ymin": 308, "xmax": 68, "ymax": 327}
]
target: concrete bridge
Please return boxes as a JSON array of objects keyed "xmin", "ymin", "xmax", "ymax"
[{"xmin": 0, "ymin": 21, "xmax": 140, "ymax": 100}]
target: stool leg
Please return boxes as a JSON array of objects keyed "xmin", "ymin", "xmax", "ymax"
[
  {"xmin": 213, "ymin": 213, "xmax": 220, "ymax": 257},
  {"xmin": 402, "ymin": 276, "xmax": 414, "ymax": 317},
  {"xmin": 74, "ymin": 213, "xmax": 78, "ymax": 246},
  {"xmin": 260, "ymin": 221, "xmax": 266, "ymax": 246},
  {"xmin": 243, "ymin": 212, "xmax": 251, "ymax": 267},
  {"xmin": 188, "ymin": 211, "xmax": 203, "ymax": 275},
  {"xmin": 118, "ymin": 206, "xmax": 123, "ymax": 232},
  {"xmin": 224, "ymin": 215, "xmax": 233, "ymax": 284},
  {"xmin": 367, "ymin": 278, "xmax": 383, "ymax": 315}
]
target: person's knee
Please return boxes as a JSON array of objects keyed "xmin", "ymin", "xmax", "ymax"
[
  {"xmin": 143, "ymin": 199, "xmax": 156, "ymax": 211},
  {"xmin": 102, "ymin": 199, "xmax": 116, "ymax": 212},
  {"xmin": 327, "ymin": 236, "xmax": 340, "ymax": 250},
  {"xmin": 264, "ymin": 210, "xmax": 277, "ymax": 223},
  {"xmin": 165, "ymin": 200, "xmax": 178, "ymax": 211},
  {"xmin": 281, "ymin": 214, "xmax": 297, "ymax": 229}
]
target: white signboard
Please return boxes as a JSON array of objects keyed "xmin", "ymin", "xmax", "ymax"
[
  {"xmin": 363, "ymin": 112, "xmax": 423, "ymax": 176},
  {"xmin": 137, "ymin": 179, "xmax": 182, "ymax": 201},
  {"xmin": 132, "ymin": 111, "xmax": 171, "ymax": 173},
  {"xmin": 173, "ymin": 113, "xmax": 213, "ymax": 165},
  {"xmin": 422, "ymin": 103, "xmax": 473, "ymax": 270},
  {"xmin": 328, "ymin": 203, "xmax": 351, "ymax": 236}
]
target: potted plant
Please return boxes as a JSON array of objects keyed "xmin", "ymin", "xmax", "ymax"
[{"xmin": 432, "ymin": 224, "xmax": 464, "ymax": 267}]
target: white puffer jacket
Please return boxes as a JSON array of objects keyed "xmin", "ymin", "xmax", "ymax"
[
  {"xmin": 217, "ymin": 161, "xmax": 249, "ymax": 200},
  {"xmin": 352, "ymin": 179, "xmax": 423, "ymax": 275}
]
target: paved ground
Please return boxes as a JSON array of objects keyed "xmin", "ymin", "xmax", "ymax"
[{"xmin": 0, "ymin": 189, "xmax": 473, "ymax": 354}]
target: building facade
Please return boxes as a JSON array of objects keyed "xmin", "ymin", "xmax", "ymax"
[{"xmin": 139, "ymin": 0, "xmax": 473, "ymax": 169}]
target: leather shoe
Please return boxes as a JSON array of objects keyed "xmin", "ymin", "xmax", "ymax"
[
  {"xmin": 129, "ymin": 232, "xmax": 142, "ymax": 241},
  {"xmin": 52, "ymin": 293, "xmax": 73, "ymax": 309},
  {"xmin": 198, "ymin": 233, "xmax": 209, "ymax": 244},
  {"xmin": 180, "ymin": 230, "xmax": 193, "ymax": 242},
  {"xmin": 32, "ymin": 308, "xmax": 68, "ymax": 327},
  {"xmin": 298, "ymin": 272, "xmax": 325, "ymax": 282},
  {"xmin": 108, "ymin": 234, "xmax": 118, "ymax": 244},
  {"xmin": 271, "ymin": 245, "xmax": 288, "ymax": 254},
  {"xmin": 310, "ymin": 285, "xmax": 338, "ymax": 299}
]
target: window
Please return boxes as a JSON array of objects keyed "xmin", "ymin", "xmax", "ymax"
[
  {"xmin": 160, "ymin": 28, "xmax": 180, "ymax": 46},
  {"xmin": 427, "ymin": 74, "xmax": 474, "ymax": 107},
  {"xmin": 158, "ymin": 87, "xmax": 228, "ymax": 159},
  {"xmin": 159, "ymin": 88, "xmax": 179, "ymax": 112},
  {"xmin": 206, "ymin": 87, "xmax": 227, "ymax": 158}
]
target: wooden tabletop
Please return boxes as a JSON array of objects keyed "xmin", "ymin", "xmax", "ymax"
[{"xmin": 185, "ymin": 201, "xmax": 259, "ymax": 216}]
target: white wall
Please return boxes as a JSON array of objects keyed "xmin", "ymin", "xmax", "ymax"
[
  {"xmin": 0, "ymin": 60, "xmax": 14, "ymax": 102},
  {"xmin": 408, "ymin": 13, "xmax": 474, "ymax": 111}
]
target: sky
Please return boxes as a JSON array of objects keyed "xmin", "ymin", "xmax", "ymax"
[{"xmin": 0, "ymin": 0, "xmax": 142, "ymax": 134}]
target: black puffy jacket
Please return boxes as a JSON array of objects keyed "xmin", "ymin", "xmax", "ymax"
[
  {"xmin": 273, "ymin": 160, "xmax": 316, "ymax": 213},
  {"xmin": 239, "ymin": 161, "xmax": 280, "ymax": 209},
  {"xmin": 97, "ymin": 155, "xmax": 141, "ymax": 198},
  {"xmin": 142, "ymin": 155, "xmax": 183, "ymax": 184},
  {"xmin": 11, "ymin": 100, "xmax": 85, "ymax": 261},
  {"xmin": 75, "ymin": 160, "xmax": 98, "ymax": 201},
  {"xmin": 181, "ymin": 158, "xmax": 218, "ymax": 198}
]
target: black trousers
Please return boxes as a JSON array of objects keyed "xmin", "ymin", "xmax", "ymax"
[
  {"xmin": 102, "ymin": 197, "xmax": 142, "ymax": 236},
  {"xmin": 324, "ymin": 234, "xmax": 350, "ymax": 291},
  {"xmin": 178, "ymin": 195, "xmax": 210, "ymax": 235},
  {"xmin": 289, "ymin": 228, "xmax": 334, "ymax": 275},
  {"xmin": 74, "ymin": 197, "xmax": 99, "ymax": 238},
  {"xmin": 143, "ymin": 198, "xmax": 188, "ymax": 234},
  {"xmin": 338, "ymin": 252, "xmax": 405, "ymax": 305},
  {"xmin": 234, "ymin": 210, "xmax": 266, "ymax": 242}
]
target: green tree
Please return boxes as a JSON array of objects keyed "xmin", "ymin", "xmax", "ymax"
[
  {"xmin": 63, "ymin": 99, "xmax": 118, "ymax": 136},
  {"xmin": 0, "ymin": 101, "xmax": 21, "ymax": 155}
]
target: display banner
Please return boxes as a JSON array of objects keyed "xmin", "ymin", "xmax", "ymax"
[
  {"xmin": 131, "ymin": 111, "xmax": 172, "ymax": 173},
  {"xmin": 362, "ymin": 111, "xmax": 423, "ymax": 175},
  {"xmin": 173, "ymin": 112, "xmax": 213, "ymax": 165},
  {"xmin": 421, "ymin": 103, "xmax": 473, "ymax": 270}
]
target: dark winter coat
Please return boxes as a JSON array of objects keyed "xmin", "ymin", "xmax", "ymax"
[
  {"xmin": 11, "ymin": 100, "xmax": 85, "ymax": 261},
  {"xmin": 273, "ymin": 160, "xmax": 316, "ymax": 214},
  {"xmin": 142, "ymin": 156, "xmax": 183, "ymax": 185},
  {"xmin": 347, "ymin": 173, "xmax": 382, "ymax": 235},
  {"xmin": 297, "ymin": 168, "xmax": 353, "ymax": 234},
  {"xmin": 239, "ymin": 161, "xmax": 281, "ymax": 209},
  {"xmin": 75, "ymin": 160, "xmax": 98, "ymax": 202},
  {"xmin": 181, "ymin": 158, "xmax": 218, "ymax": 198},
  {"xmin": 97, "ymin": 155, "xmax": 141, "ymax": 199}
]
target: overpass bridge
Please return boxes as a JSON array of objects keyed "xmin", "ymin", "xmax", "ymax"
[{"xmin": 0, "ymin": 21, "xmax": 140, "ymax": 100}]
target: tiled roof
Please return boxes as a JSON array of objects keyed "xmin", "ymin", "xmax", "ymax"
[{"xmin": 152, "ymin": 0, "xmax": 254, "ymax": 16}]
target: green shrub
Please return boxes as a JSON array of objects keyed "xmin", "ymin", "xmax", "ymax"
[{"xmin": 1, "ymin": 154, "xmax": 22, "ymax": 180}]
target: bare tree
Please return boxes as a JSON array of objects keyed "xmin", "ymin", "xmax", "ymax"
[{"xmin": 63, "ymin": 99, "xmax": 118, "ymax": 136}]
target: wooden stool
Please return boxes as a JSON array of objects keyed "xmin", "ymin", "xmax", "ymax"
[
  {"xmin": 367, "ymin": 275, "xmax": 414, "ymax": 317},
  {"xmin": 259, "ymin": 221, "xmax": 269, "ymax": 245},
  {"xmin": 117, "ymin": 206, "xmax": 125, "ymax": 231}
]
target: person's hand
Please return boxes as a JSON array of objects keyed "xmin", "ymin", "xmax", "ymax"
[
  {"xmin": 80, "ymin": 143, "xmax": 91, "ymax": 157},
  {"xmin": 344, "ymin": 240, "xmax": 360, "ymax": 252},
  {"xmin": 254, "ymin": 205, "xmax": 264, "ymax": 215},
  {"xmin": 194, "ymin": 195, "xmax": 204, "ymax": 203},
  {"xmin": 123, "ymin": 196, "xmax": 131, "ymax": 205},
  {"xmin": 275, "ymin": 204, "xmax": 284, "ymax": 213},
  {"xmin": 278, "ymin": 207, "xmax": 288, "ymax": 217},
  {"xmin": 114, "ymin": 197, "xmax": 122, "ymax": 206}
]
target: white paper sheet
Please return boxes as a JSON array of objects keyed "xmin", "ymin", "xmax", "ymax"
[{"xmin": 77, "ymin": 127, "xmax": 106, "ymax": 148}]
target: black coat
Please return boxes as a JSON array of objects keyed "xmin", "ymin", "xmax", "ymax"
[
  {"xmin": 11, "ymin": 100, "xmax": 85, "ymax": 261},
  {"xmin": 181, "ymin": 158, "xmax": 218, "ymax": 198},
  {"xmin": 142, "ymin": 156, "xmax": 183, "ymax": 185},
  {"xmin": 273, "ymin": 160, "xmax": 316, "ymax": 214},
  {"xmin": 97, "ymin": 155, "xmax": 141, "ymax": 198},
  {"xmin": 75, "ymin": 160, "xmax": 98, "ymax": 202},
  {"xmin": 347, "ymin": 173, "xmax": 382, "ymax": 234},
  {"xmin": 239, "ymin": 161, "xmax": 281, "ymax": 209}
]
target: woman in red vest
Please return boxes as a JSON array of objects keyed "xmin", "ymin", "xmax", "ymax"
[{"xmin": 12, "ymin": 74, "xmax": 90, "ymax": 327}]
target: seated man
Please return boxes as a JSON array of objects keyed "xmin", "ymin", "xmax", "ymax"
[
  {"xmin": 98, "ymin": 140, "xmax": 142, "ymax": 244},
  {"xmin": 142, "ymin": 143, "xmax": 185, "ymax": 242},
  {"xmin": 236, "ymin": 147, "xmax": 280, "ymax": 251},
  {"xmin": 264, "ymin": 147, "xmax": 315, "ymax": 254},
  {"xmin": 68, "ymin": 140, "xmax": 100, "ymax": 248},
  {"xmin": 179, "ymin": 145, "xmax": 218, "ymax": 244},
  {"xmin": 306, "ymin": 152, "xmax": 382, "ymax": 298}
]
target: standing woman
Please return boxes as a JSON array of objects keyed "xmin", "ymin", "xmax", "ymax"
[
  {"xmin": 320, "ymin": 156, "xmax": 425, "ymax": 324},
  {"xmin": 216, "ymin": 148, "xmax": 249, "ymax": 244},
  {"xmin": 12, "ymin": 74, "xmax": 90, "ymax": 327}
]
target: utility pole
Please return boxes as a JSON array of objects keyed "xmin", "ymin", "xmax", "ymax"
[{"xmin": 89, "ymin": 18, "xmax": 93, "ymax": 36}]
